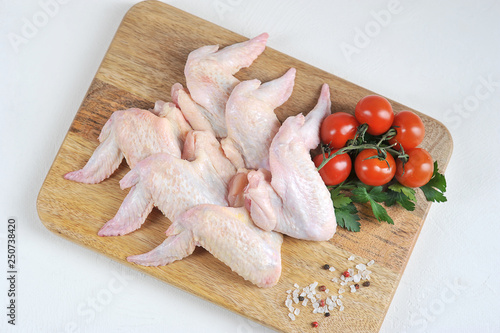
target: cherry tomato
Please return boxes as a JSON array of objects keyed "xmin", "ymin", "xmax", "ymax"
[
  {"xmin": 389, "ymin": 111, "xmax": 425, "ymax": 150},
  {"xmin": 395, "ymin": 148, "xmax": 434, "ymax": 187},
  {"xmin": 354, "ymin": 149, "xmax": 396, "ymax": 186},
  {"xmin": 355, "ymin": 95, "xmax": 394, "ymax": 135},
  {"xmin": 313, "ymin": 151, "xmax": 352, "ymax": 186},
  {"xmin": 320, "ymin": 112, "xmax": 359, "ymax": 149}
]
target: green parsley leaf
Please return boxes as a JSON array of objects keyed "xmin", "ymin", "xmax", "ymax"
[
  {"xmin": 388, "ymin": 182, "xmax": 417, "ymax": 201},
  {"xmin": 385, "ymin": 182, "xmax": 417, "ymax": 211},
  {"xmin": 330, "ymin": 186, "xmax": 352, "ymax": 208},
  {"xmin": 335, "ymin": 202, "xmax": 361, "ymax": 232},
  {"xmin": 351, "ymin": 187, "xmax": 394, "ymax": 224},
  {"xmin": 420, "ymin": 161, "xmax": 447, "ymax": 202}
]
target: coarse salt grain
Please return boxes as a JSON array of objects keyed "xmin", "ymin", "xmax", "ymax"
[
  {"xmin": 331, "ymin": 278, "xmax": 338, "ymax": 283},
  {"xmin": 326, "ymin": 298, "xmax": 332, "ymax": 305},
  {"xmin": 293, "ymin": 297, "xmax": 299, "ymax": 304},
  {"xmin": 286, "ymin": 289, "xmax": 292, "ymax": 294},
  {"xmin": 294, "ymin": 283, "xmax": 300, "ymax": 288},
  {"xmin": 310, "ymin": 282, "xmax": 318, "ymax": 289},
  {"xmin": 356, "ymin": 264, "xmax": 366, "ymax": 271},
  {"xmin": 288, "ymin": 306, "xmax": 294, "ymax": 313},
  {"xmin": 325, "ymin": 289, "xmax": 329, "ymax": 294},
  {"xmin": 300, "ymin": 292, "xmax": 306, "ymax": 297},
  {"xmin": 339, "ymin": 305, "xmax": 345, "ymax": 311},
  {"xmin": 329, "ymin": 267, "xmax": 336, "ymax": 272},
  {"xmin": 348, "ymin": 268, "xmax": 354, "ymax": 276},
  {"xmin": 285, "ymin": 299, "xmax": 292, "ymax": 307},
  {"xmin": 313, "ymin": 308, "xmax": 318, "ymax": 314},
  {"xmin": 310, "ymin": 296, "xmax": 317, "ymax": 303},
  {"xmin": 338, "ymin": 295, "xmax": 343, "ymax": 299},
  {"xmin": 348, "ymin": 255, "xmax": 355, "ymax": 261},
  {"xmin": 313, "ymin": 302, "xmax": 319, "ymax": 309},
  {"xmin": 336, "ymin": 299, "xmax": 343, "ymax": 306},
  {"xmin": 302, "ymin": 298, "xmax": 308, "ymax": 306},
  {"xmin": 367, "ymin": 260, "xmax": 375, "ymax": 266},
  {"xmin": 340, "ymin": 275, "xmax": 345, "ymax": 281},
  {"xmin": 350, "ymin": 285, "xmax": 357, "ymax": 293},
  {"xmin": 338, "ymin": 288, "xmax": 345, "ymax": 294},
  {"xmin": 340, "ymin": 281, "xmax": 347, "ymax": 286},
  {"xmin": 294, "ymin": 308, "xmax": 300, "ymax": 316},
  {"xmin": 288, "ymin": 313, "xmax": 296, "ymax": 321},
  {"xmin": 318, "ymin": 306, "xmax": 325, "ymax": 314},
  {"xmin": 353, "ymin": 274, "xmax": 361, "ymax": 283},
  {"xmin": 328, "ymin": 304, "xmax": 335, "ymax": 311}
]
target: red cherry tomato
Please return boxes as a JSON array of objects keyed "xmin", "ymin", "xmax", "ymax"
[
  {"xmin": 389, "ymin": 111, "xmax": 425, "ymax": 150},
  {"xmin": 354, "ymin": 149, "xmax": 396, "ymax": 186},
  {"xmin": 355, "ymin": 95, "xmax": 394, "ymax": 135},
  {"xmin": 313, "ymin": 151, "xmax": 352, "ymax": 186},
  {"xmin": 395, "ymin": 148, "xmax": 434, "ymax": 187},
  {"xmin": 320, "ymin": 112, "xmax": 359, "ymax": 149}
]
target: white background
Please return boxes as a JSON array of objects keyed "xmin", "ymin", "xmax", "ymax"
[{"xmin": 1, "ymin": 0, "xmax": 499, "ymax": 332}]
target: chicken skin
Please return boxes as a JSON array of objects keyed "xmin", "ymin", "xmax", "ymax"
[
  {"xmin": 64, "ymin": 102, "xmax": 191, "ymax": 184},
  {"xmin": 244, "ymin": 84, "xmax": 336, "ymax": 241},
  {"xmin": 128, "ymin": 205, "xmax": 283, "ymax": 288},
  {"xmin": 184, "ymin": 33, "xmax": 269, "ymax": 137},
  {"xmin": 98, "ymin": 130, "xmax": 236, "ymax": 236}
]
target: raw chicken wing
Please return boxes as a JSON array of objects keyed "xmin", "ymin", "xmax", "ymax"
[
  {"xmin": 184, "ymin": 33, "xmax": 268, "ymax": 137},
  {"xmin": 127, "ymin": 205, "xmax": 283, "ymax": 288},
  {"xmin": 64, "ymin": 102, "xmax": 191, "ymax": 184},
  {"xmin": 98, "ymin": 131, "xmax": 236, "ymax": 236},
  {"xmin": 221, "ymin": 68, "xmax": 295, "ymax": 169},
  {"xmin": 244, "ymin": 84, "xmax": 336, "ymax": 241}
]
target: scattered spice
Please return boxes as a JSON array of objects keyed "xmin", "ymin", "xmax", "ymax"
[
  {"xmin": 312, "ymin": 321, "xmax": 319, "ymax": 328},
  {"xmin": 325, "ymin": 312, "xmax": 330, "ymax": 317},
  {"xmin": 298, "ymin": 296, "xmax": 304, "ymax": 301},
  {"xmin": 323, "ymin": 264, "xmax": 330, "ymax": 270},
  {"xmin": 362, "ymin": 281, "xmax": 371, "ymax": 287},
  {"xmin": 355, "ymin": 284, "xmax": 359, "ymax": 290},
  {"xmin": 320, "ymin": 299, "xmax": 325, "ymax": 307},
  {"xmin": 343, "ymin": 271, "xmax": 350, "ymax": 278},
  {"xmin": 319, "ymin": 285, "xmax": 326, "ymax": 292}
]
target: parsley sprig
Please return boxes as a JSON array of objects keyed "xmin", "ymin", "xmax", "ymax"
[{"xmin": 329, "ymin": 166, "xmax": 446, "ymax": 232}]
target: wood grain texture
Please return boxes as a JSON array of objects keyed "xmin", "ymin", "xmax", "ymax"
[{"xmin": 37, "ymin": 1, "xmax": 453, "ymax": 332}]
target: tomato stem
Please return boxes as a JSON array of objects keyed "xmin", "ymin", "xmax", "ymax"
[{"xmin": 316, "ymin": 127, "xmax": 408, "ymax": 172}]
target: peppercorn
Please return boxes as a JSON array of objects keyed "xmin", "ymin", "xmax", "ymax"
[
  {"xmin": 355, "ymin": 283, "xmax": 359, "ymax": 289},
  {"xmin": 343, "ymin": 271, "xmax": 350, "ymax": 277},
  {"xmin": 319, "ymin": 285, "xmax": 326, "ymax": 292},
  {"xmin": 312, "ymin": 321, "xmax": 319, "ymax": 328},
  {"xmin": 298, "ymin": 296, "xmax": 304, "ymax": 301},
  {"xmin": 325, "ymin": 312, "xmax": 330, "ymax": 317},
  {"xmin": 323, "ymin": 264, "xmax": 330, "ymax": 270},
  {"xmin": 362, "ymin": 281, "xmax": 370, "ymax": 287},
  {"xmin": 320, "ymin": 299, "xmax": 325, "ymax": 307}
]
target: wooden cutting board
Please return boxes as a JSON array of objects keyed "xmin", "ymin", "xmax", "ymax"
[{"xmin": 37, "ymin": 1, "xmax": 453, "ymax": 332}]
